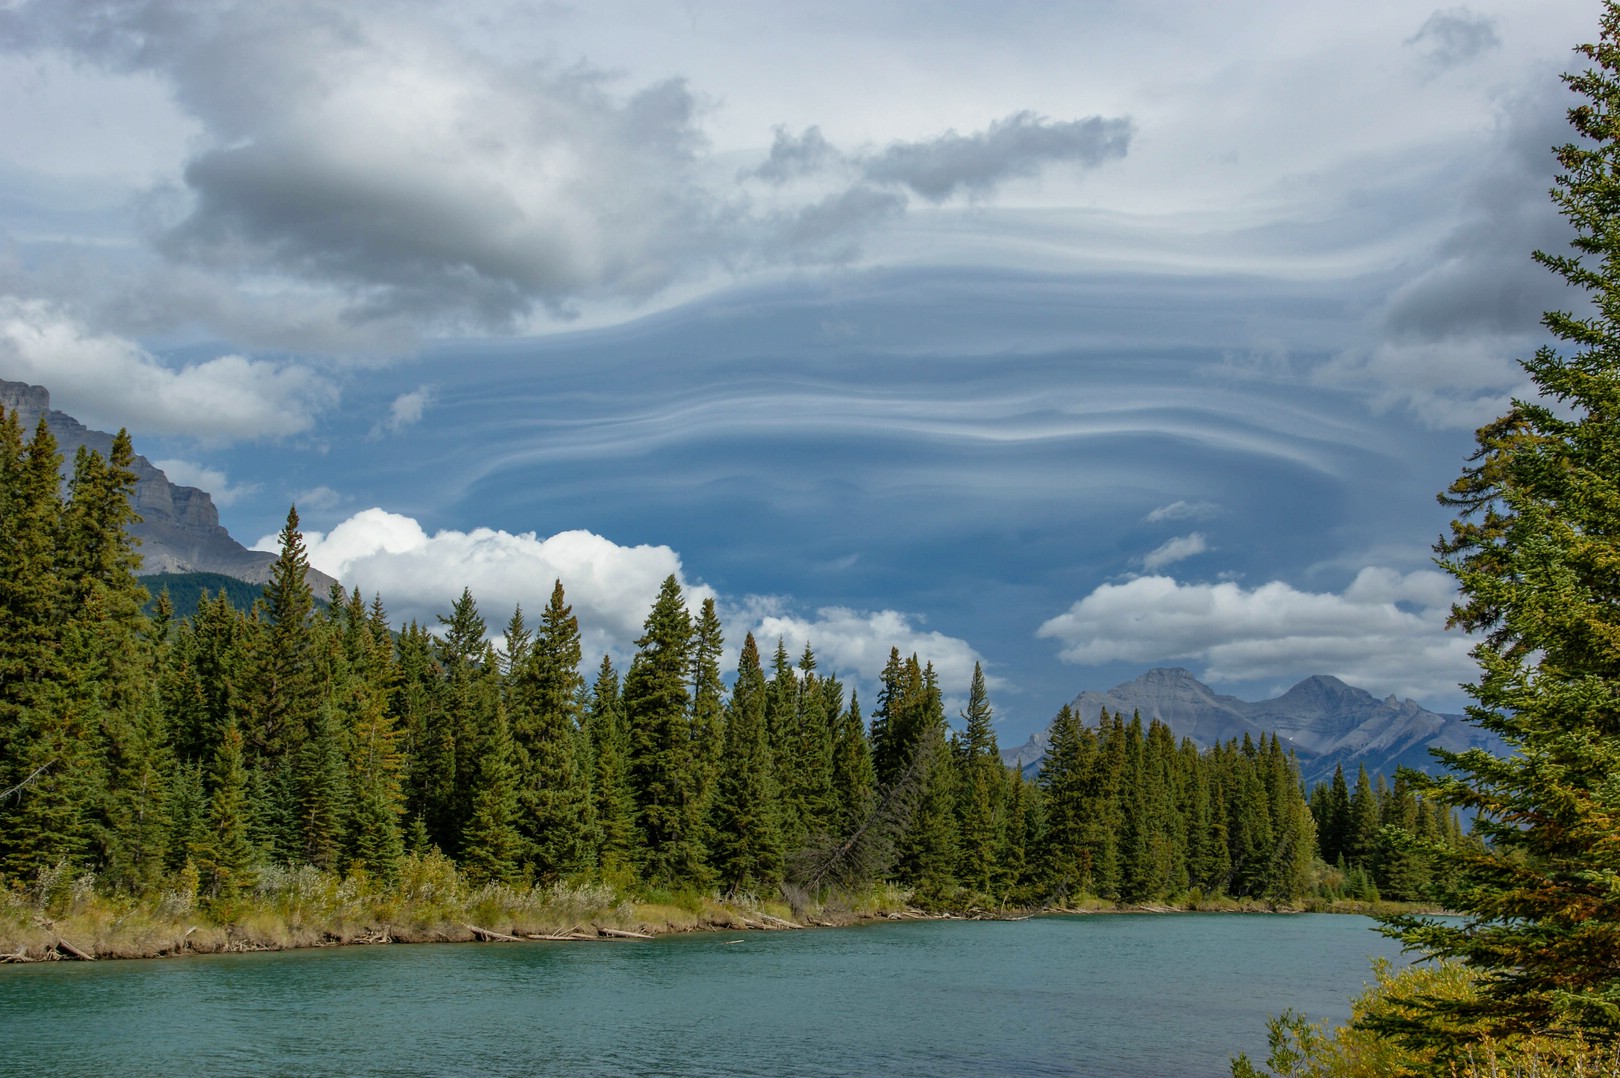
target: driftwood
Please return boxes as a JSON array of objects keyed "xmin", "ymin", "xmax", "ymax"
[
  {"xmin": 526, "ymin": 924, "xmax": 595, "ymax": 941},
  {"xmin": 463, "ymin": 924, "xmax": 521, "ymax": 942},
  {"xmin": 594, "ymin": 926, "xmax": 654, "ymax": 940},
  {"xmin": 52, "ymin": 936, "xmax": 95, "ymax": 961},
  {"xmin": 757, "ymin": 914, "xmax": 804, "ymax": 930},
  {"xmin": 354, "ymin": 928, "xmax": 393, "ymax": 945}
]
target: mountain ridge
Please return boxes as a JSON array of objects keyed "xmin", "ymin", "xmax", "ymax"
[
  {"xmin": 0, "ymin": 379, "xmax": 336, "ymax": 592},
  {"xmin": 1003, "ymin": 667, "xmax": 1499, "ymax": 786}
]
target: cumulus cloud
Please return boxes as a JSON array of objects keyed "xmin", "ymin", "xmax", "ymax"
[
  {"xmin": 1407, "ymin": 8, "xmax": 1500, "ymax": 70},
  {"xmin": 753, "ymin": 606, "xmax": 997, "ymax": 703},
  {"xmin": 861, "ymin": 112, "xmax": 1133, "ymax": 202},
  {"xmin": 1036, "ymin": 568, "xmax": 1474, "ymax": 702},
  {"xmin": 1139, "ymin": 533, "xmax": 1208, "ymax": 572},
  {"xmin": 0, "ymin": 297, "xmax": 338, "ymax": 441},
  {"xmin": 1144, "ymin": 500, "xmax": 1221, "ymax": 524},
  {"xmin": 371, "ymin": 386, "xmax": 433, "ymax": 438},
  {"xmin": 153, "ymin": 458, "xmax": 258, "ymax": 506},
  {"xmin": 264, "ymin": 507, "xmax": 716, "ymax": 662}
]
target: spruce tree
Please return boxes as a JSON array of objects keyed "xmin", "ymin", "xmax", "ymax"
[
  {"xmin": 193, "ymin": 717, "xmax": 257, "ymax": 901},
  {"xmin": 707, "ymin": 633, "xmax": 783, "ymax": 894},
  {"xmin": 510, "ymin": 582, "xmax": 594, "ymax": 881},
  {"xmin": 585, "ymin": 655, "xmax": 637, "ymax": 874},
  {"xmin": 1377, "ymin": 8, "xmax": 1620, "ymax": 1041},
  {"xmin": 955, "ymin": 663, "xmax": 1004, "ymax": 897},
  {"xmin": 623, "ymin": 575, "xmax": 705, "ymax": 884}
]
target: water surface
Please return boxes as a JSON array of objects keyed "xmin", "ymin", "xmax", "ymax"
[{"xmin": 0, "ymin": 913, "xmax": 1411, "ymax": 1076}]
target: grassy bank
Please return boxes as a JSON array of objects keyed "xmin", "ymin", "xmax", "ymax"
[
  {"xmin": 0, "ymin": 860, "xmax": 1444, "ymax": 963},
  {"xmin": 0, "ymin": 854, "xmax": 920, "ymax": 961}
]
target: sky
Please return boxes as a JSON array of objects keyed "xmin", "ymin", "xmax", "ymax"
[{"xmin": 0, "ymin": 0, "xmax": 1602, "ymax": 744}]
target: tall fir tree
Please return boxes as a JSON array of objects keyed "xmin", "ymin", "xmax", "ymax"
[
  {"xmin": 623, "ymin": 575, "xmax": 705, "ymax": 884},
  {"xmin": 510, "ymin": 582, "xmax": 595, "ymax": 881},
  {"xmin": 707, "ymin": 633, "xmax": 783, "ymax": 894}
]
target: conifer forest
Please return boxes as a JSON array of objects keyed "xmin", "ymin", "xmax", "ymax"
[{"xmin": 0, "ymin": 406, "xmax": 1465, "ymax": 914}]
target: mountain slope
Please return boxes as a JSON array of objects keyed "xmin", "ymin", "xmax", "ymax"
[{"xmin": 1, "ymin": 379, "xmax": 336, "ymax": 590}]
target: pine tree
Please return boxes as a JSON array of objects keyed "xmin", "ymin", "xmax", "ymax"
[
  {"xmin": 510, "ymin": 582, "xmax": 594, "ymax": 881},
  {"xmin": 192, "ymin": 717, "xmax": 257, "ymax": 901},
  {"xmin": 955, "ymin": 663, "xmax": 1004, "ymax": 897},
  {"xmin": 1376, "ymin": 13, "xmax": 1620, "ymax": 1041},
  {"xmin": 623, "ymin": 575, "xmax": 705, "ymax": 884},
  {"xmin": 459, "ymin": 645, "xmax": 522, "ymax": 884},
  {"xmin": 1037, "ymin": 705, "xmax": 1092, "ymax": 900},
  {"xmin": 828, "ymin": 688, "xmax": 876, "ymax": 839},
  {"xmin": 707, "ymin": 633, "xmax": 783, "ymax": 894},
  {"xmin": 585, "ymin": 655, "xmax": 637, "ymax": 874}
]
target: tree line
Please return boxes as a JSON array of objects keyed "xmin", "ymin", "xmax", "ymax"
[{"xmin": 0, "ymin": 410, "xmax": 1464, "ymax": 911}]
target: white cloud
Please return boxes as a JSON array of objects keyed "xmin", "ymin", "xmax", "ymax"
[
  {"xmin": 1036, "ymin": 568, "xmax": 1474, "ymax": 702},
  {"xmin": 753, "ymin": 606, "xmax": 997, "ymax": 703},
  {"xmin": 372, "ymin": 386, "xmax": 433, "ymax": 438},
  {"xmin": 263, "ymin": 507, "xmax": 716, "ymax": 662},
  {"xmin": 152, "ymin": 458, "xmax": 258, "ymax": 506},
  {"xmin": 1139, "ymin": 532, "xmax": 1208, "ymax": 571},
  {"xmin": 1143, "ymin": 499, "xmax": 1220, "ymax": 524},
  {"xmin": 0, "ymin": 297, "xmax": 338, "ymax": 441},
  {"xmin": 293, "ymin": 485, "xmax": 344, "ymax": 513}
]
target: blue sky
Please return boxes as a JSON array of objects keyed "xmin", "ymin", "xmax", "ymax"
[{"xmin": 0, "ymin": 0, "xmax": 1600, "ymax": 741}]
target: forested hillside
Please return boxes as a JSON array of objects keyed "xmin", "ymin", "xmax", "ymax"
[{"xmin": 0, "ymin": 407, "xmax": 1465, "ymax": 913}]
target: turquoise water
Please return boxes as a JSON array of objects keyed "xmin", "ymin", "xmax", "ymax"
[{"xmin": 0, "ymin": 913, "xmax": 1411, "ymax": 1076}]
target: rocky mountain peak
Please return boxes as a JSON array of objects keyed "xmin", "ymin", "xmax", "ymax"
[
  {"xmin": 0, "ymin": 378, "xmax": 336, "ymax": 591},
  {"xmin": 1004, "ymin": 667, "xmax": 1500, "ymax": 786}
]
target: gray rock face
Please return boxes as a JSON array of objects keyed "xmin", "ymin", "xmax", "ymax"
[
  {"xmin": 1, "ymin": 380, "xmax": 336, "ymax": 590},
  {"xmin": 1002, "ymin": 667, "xmax": 1501, "ymax": 785}
]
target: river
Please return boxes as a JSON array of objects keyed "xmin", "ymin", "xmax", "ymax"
[{"xmin": 0, "ymin": 912, "xmax": 1414, "ymax": 1076}]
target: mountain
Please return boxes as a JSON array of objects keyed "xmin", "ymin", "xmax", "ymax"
[
  {"xmin": 0, "ymin": 379, "xmax": 336, "ymax": 591},
  {"xmin": 1002, "ymin": 667, "xmax": 1502, "ymax": 786}
]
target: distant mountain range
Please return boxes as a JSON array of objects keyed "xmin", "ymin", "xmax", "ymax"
[
  {"xmin": 1, "ymin": 379, "xmax": 336, "ymax": 592},
  {"xmin": 1001, "ymin": 667, "xmax": 1503, "ymax": 786}
]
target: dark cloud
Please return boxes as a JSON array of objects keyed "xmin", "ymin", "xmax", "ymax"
[
  {"xmin": 1406, "ymin": 8, "xmax": 1501, "ymax": 71},
  {"xmin": 745, "ymin": 125, "xmax": 842, "ymax": 184},
  {"xmin": 0, "ymin": 0, "xmax": 1137, "ymax": 342},
  {"xmin": 767, "ymin": 185, "xmax": 908, "ymax": 263},
  {"xmin": 1380, "ymin": 75, "xmax": 1575, "ymax": 344},
  {"xmin": 861, "ymin": 112, "xmax": 1133, "ymax": 202}
]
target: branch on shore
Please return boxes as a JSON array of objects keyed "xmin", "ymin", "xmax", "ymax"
[{"xmin": 463, "ymin": 923, "xmax": 521, "ymax": 942}]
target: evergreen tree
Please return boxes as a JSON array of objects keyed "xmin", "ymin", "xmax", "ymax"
[
  {"xmin": 708, "ymin": 633, "xmax": 783, "ymax": 894},
  {"xmin": 585, "ymin": 655, "xmax": 637, "ymax": 874},
  {"xmin": 1037, "ymin": 705, "xmax": 1092, "ymax": 900},
  {"xmin": 510, "ymin": 582, "xmax": 594, "ymax": 881},
  {"xmin": 459, "ymin": 646, "xmax": 522, "ymax": 884},
  {"xmin": 192, "ymin": 717, "xmax": 257, "ymax": 901},
  {"xmin": 623, "ymin": 576, "xmax": 704, "ymax": 884},
  {"xmin": 1377, "ymin": 11, "xmax": 1620, "ymax": 1041},
  {"xmin": 828, "ymin": 688, "xmax": 876, "ymax": 839},
  {"xmin": 955, "ymin": 663, "xmax": 1004, "ymax": 896}
]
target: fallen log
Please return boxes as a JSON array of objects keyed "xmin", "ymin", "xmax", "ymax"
[
  {"xmin": 757, "ymin": 914, "xmax": 804, "ymax": 930},
  {"xmin": 53, "ymin": 937, "xmax": 95, "ymax": 961},
  {"xmin": 595, "ymin": 926, "xmax": 654, "ymax": 940},
  {"xmin": 463, "ymin": 924, "xmax": 522, "ymax": 942}
]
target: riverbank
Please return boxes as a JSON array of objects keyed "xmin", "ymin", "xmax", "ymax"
[{"xmin": 0, "ymin": 855, "xmax": 1439, "ymax": 964}]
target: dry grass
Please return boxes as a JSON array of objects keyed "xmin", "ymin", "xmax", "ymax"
[{"xmin": 0, "ymin": 857, "xmax": 918, "ymax": 961}]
